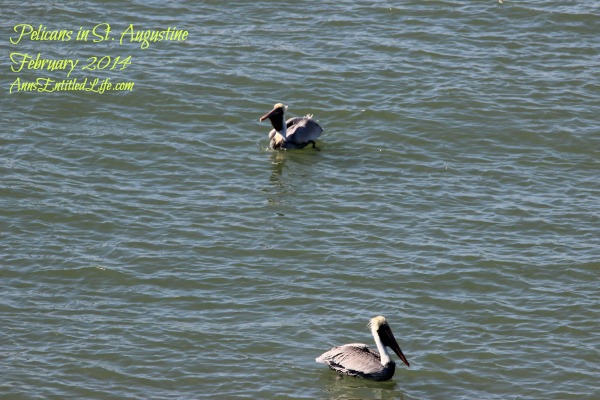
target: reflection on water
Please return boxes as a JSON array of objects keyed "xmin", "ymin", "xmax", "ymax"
[
  {"xmin": 266, "ymin": 149, "xmax": 324, "ymax": 209},
  {"xmin": 266, "ymin": 151, "xmax": 289, "ymax": 210},
  {"xmin": 320, "ymin": 375, "xmax": 405, "ymax": 400},
  {"xmin": 2, "ymin": 0, "xmax": 598, "ymax": 399}
]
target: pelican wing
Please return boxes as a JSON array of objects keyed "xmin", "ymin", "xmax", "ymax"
[
  {"xmin": 316, "ymin": 343, "xmax": 386, "ymax": 378},
  {"xmin": 285, "ymin": 116, "xmax": 323, "ymax": 145}
]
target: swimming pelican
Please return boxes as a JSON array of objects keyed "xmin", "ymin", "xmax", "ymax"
[
  {"xmin": 316, "ymin": 316, "xmax": 410, "ymax": 381},
  {"xmin": 259, "ymin": 103, "xmax": 323, "ymax": 150}
]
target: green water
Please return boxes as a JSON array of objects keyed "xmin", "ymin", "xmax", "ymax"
[{"xmin": 2, "ymin": 1, "xmax": 599, "ymax": 399}]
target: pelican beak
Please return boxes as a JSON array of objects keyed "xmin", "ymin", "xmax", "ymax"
[
  {"xmin": 259, "ymin": 105, "xmax": 287, "ymax": 133},
  {"xmin": 380, "ymin": 325, "xmax": 410, "ymax": 367},
  {"xmin": 259, "ymin": 107, "xmax": 279, "ymax": 122}
]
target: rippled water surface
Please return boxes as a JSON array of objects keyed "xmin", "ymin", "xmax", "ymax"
[{"xmin": 2, "ymin": 1, "xmax": 599, "ymax": 399}]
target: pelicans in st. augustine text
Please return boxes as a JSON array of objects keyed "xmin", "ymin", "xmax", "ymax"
[
  {"xmin": 259, "ymin": 103, "xmax": 323, "ymax": 150},
  {"xmin": 316, "ymin": 316, "xmax": 410, "ymax": 381}
]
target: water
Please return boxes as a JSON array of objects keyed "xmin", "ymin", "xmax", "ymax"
[{"xmin": 2, "ymin": 1, "xmax": 599, "ymax": 399}]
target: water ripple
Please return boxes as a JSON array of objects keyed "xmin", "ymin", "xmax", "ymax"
[{"xmin": 2, "ymin": 1, "xmax": 599, "ymax": 399}]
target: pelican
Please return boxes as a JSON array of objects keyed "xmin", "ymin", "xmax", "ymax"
[
  {"xmin": 316, "ymin": 316, "xmax": 410, "ymax": 381},
  {"xmin": 259, "ymin": 103, "xmax": 323, "ymax": 150}
]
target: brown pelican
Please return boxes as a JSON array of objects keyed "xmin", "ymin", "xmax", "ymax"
[
  {"xmin": 316, "ymin": 316, "xmax": 410, "ymax": 381},
  {"xmin": 259, "ymin": 103, "xmax": 323, "ymax": 150}
]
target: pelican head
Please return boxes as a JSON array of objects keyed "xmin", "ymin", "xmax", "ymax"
[
  {"xmin": 259, "ymin": 103, "xmax": 288, "ymax": 133},
  {"xmin": 368, "ymin": 316, "xmax": 410, "ymax": 367}
]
